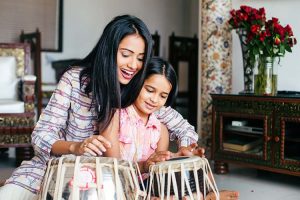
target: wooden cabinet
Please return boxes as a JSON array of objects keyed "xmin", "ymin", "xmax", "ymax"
[{"xmin": 211, "ymin": 94, "xmax": 300, "ymax": 176}]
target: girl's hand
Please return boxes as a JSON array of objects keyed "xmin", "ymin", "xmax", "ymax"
[
  {"xmin": 71, "ymin": 135, "xmax": 112, "ymax": 156},
  {"xmin": 174, "ymin": 143, "xmax": 205, "ymax": 158},
  {"xmin": 143, "ymin": 151, "xmax": 172, "ymax": 172}
]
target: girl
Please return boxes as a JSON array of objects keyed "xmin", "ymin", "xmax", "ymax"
[
  {"xmin": 0, "ymin": 15, "xmax": 199, "ymax": 200},
  {"xmin": 102, "ymin": 57, "xmax": 239, "ymax": 200},
  {"xmin": 102, "ymin": 57, "xmax": 178, "ymax": 172}
]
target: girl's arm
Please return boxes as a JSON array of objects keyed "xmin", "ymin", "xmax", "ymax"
[
  {"xmin": 101, "ymin": 111, "xmax": 121, "ymax": 158},
  {"xmin": 155, "ymin": 106, "xmax": 199, "ymax": 147}
]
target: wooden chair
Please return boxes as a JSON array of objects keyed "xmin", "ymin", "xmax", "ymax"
[
  {"xmin": 0, "ymin": 43, "xmax": 36, "ymax": 166},
  {"xmin": 152, "ymin": 31, "xmax": 160, "ymax": 56},
  {"xmin": 169, "ymin": 33, "xmax": 198, "ymax": 128},
  {"xmin": 20, "ymin": 29, "xmax": 43, "ymax": 118}
]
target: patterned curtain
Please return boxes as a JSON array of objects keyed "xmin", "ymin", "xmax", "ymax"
[{"xmin": 200, "ymin": 0, "xmax": 232, "ymax": 143}]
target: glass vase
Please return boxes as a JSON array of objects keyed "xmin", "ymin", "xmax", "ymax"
[
  {"xmin": 237, "ymin": 29, "xmax": 254, "ymax": 94},
  {"xmin": 254, "ymin": 56, "xmax": 278, "ymax": 96}
]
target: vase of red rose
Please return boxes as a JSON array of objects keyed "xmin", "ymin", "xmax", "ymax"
[
  {"xmin": 228, "ymin": 5, "xmax": 297, "ymax": 95},
  {"xmin": 229, "ymin": 6, "xmax": 266, "ymax": 94}
]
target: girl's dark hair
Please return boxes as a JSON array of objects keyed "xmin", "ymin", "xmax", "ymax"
[
  {"xmin": 73, "ymin": 15, "xmax": 153, "ymax": 133},
  {"xmin": 122, "ymin": 57, "xmax": 178, "ymax": 108}
]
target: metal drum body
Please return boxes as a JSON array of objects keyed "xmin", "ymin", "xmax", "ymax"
[
  {"xmin": 147, "ymin": 156, "xmax": 219, "ymax": 200},
  {"xmin": 39, "ymin": 155, "xmax": 145, "ymax": 200}
]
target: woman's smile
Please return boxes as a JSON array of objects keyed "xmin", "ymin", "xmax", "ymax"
[{"xmin": 117, "ymin": 34, "xmax": 145, "ymax": 84}]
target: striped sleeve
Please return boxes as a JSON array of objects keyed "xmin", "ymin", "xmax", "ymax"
[
  {"xmin": 155, "ymin": 106, "xmax": 199, "ymax": 147},
  {"xmin": 31, "ymin": 69, "xmax": 74, "ymax": 161}
]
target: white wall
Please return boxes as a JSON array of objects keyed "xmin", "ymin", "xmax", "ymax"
[
  {"xmin": 232, "ymin": 0, "xmax": 300, "ymax": 93},
  {"xmin": 42, "ymin": 0, "xmax": 199, "ymax": 83}
]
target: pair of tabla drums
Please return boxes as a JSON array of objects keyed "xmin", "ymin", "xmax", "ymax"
[{"xmin": 39, "ymin": 155, "xmax": 219, "ymax": 200}]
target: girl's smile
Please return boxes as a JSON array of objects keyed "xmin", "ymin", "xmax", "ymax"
[{"xmin": 133, "ymin": 74, "xmax": 172, "ymax": 121}]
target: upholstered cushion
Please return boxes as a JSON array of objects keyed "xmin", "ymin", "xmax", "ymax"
[
  {"xmin": 0, "ymin": 99, "xmax": 24, "ymax": 113},
  {"xmin": 0, "ymin": 56, "xmax": 19, "ymax": 100}
]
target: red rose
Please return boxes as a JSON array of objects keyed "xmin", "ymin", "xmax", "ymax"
[
  {"xmin": 241, "ymin": 5, "xmax": 252, "ymax": 14},
  {"xmin": 259, "ymin": 7, "xmax": 265, "ymax": 15},
  {"xmin": 251, "ymin": 25, "xmax": 260, "ymax": 34},
  {"xmin": 277, "ymin": 26, "xmax": 285, "ymax": 38},
  {"xmin": 288, "ymin": 38, "xmax": 294, "ymax": 47},
  {"xmin": 259, "ymin": 32, "xmax": 267, "ymax": 42},
  {"xmin": 239, "ymin": 12, "xmax": 248, "ymax": 21},
  {"xmin": 265, "ymin": 29, "xmax": 271, "ymax": 37},
  {"xmin": 254, "ymin": 13, "xmax": 262, "ymax": 20},
  {"xmin": 274, "ymin": 37, "xmax": 281, "ymax": 45},
  {"xmin": 272, "ymin": 17, "xmax": 279, "ymax": 24},
  {"xmin": 285, "ymin": 25, "xmax": 293, "ymax": 36},
  {"xmin": 247, "ymin": 33, "xmax": 254, "ymax": 43}
]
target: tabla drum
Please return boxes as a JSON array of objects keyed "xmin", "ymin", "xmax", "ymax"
[
  {"xmin": 38, "ymin": 155, "xmax": 145, "ymax": 200},
  {"xmin": 146, "ymin": 156, "xmax": 219, "ymax": 200}
]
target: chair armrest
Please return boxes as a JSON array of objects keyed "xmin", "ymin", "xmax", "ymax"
[{"xmin": 22, "ymin": 75, "xmax": 36, "ymax": 112}]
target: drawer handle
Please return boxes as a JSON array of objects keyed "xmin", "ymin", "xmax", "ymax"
[
  {"xmin": 264, "ymin": 135, "xmax": 271, "ymax": 142},
  {"xmin": 274, "ymin": 136, "xmax": 280, "ymax": 142}
]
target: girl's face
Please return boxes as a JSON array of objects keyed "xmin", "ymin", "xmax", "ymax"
[
  {"xmin": 117, "ymin": 34, "xmax": 145, "ymax": 85},
  {"xmin": 133, "ymin": 74, "xmax": 172, "ymax": 119}
]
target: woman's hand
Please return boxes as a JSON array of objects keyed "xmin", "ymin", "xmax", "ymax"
[
  {"xmin": 70, "ymin": 135, "xmax": 112, "ymax": 156},
  {"xmin": 142, "ymin": 151, "xmax": 172, "ymax": 172},
  {"xmin": 173, "ymin": 143, "xmax": 205, "ymax": 158}
]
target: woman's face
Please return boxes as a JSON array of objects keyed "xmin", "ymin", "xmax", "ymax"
[
  {"xmin": 117, "ymin": 34, "xmax": 145, "ymax": 85},
  {"xmin": 133, "ymin": 74, "xmax": 172, "ymax": 119}
]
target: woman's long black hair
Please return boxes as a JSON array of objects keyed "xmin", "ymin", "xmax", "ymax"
[
  {"xmin": 122, "ymin": 57, "xmax": 178, "ymax": 108},
  {"xmin": 73, "ymin": 15, "xmax": 153, "ymax": 133}
]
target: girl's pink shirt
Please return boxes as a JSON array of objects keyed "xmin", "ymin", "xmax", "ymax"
[{"xmin": 119, "ymin": 105, "xmax": 161, "ymax": 162}]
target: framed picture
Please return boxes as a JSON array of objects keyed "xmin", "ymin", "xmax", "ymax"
[{"xmin": 0, "ymin": 0, "xmax": 63, "ymax": 52}]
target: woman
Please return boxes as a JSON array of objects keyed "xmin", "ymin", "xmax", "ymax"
[{"xmin": 0, "ymin": 15, "xmax": 199, "ymax": 200}]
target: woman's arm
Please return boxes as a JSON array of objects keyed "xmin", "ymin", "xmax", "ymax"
[
  {"xmin": 31, "ymin": 70, "xmax": 74, "ymax": 161},
  {"xmin": 156, "ymin": 123, "xmax": 169, "ymax": 152},
  {"xmin": 52, "ymin": 135, "xmax": 111, "ymax": 156},
  {"xmin": 101, "ymin": 111, "xmax": 121, "ymax": 158},
  {"xmin": 155, "ymin": 106, "xmax": 199, "ymax": 147},
  {"xmin": 31, "ymin": 69, "xmax": 110, "ymax": 160}
]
